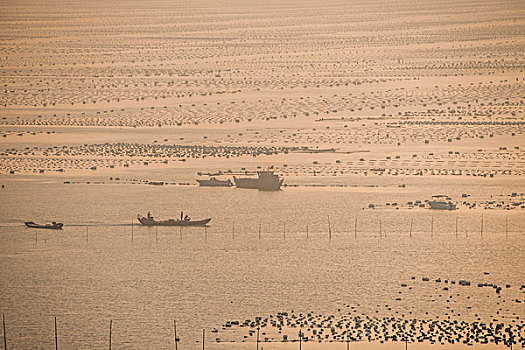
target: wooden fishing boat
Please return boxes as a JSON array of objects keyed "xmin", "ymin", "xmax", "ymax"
[
  {"xmin": 196, "ymin": 177, "xmax": 233, "ymax": 187},
  {"xmin": 24, "ymin": 221, "xmax": 63, "ymax": 229},
  {"xmin": 137, "ymin": 213, "xmax": 211, "ymax": 227},
  {"xmin": 427, "ymin": 195, "xmax": 456, "ymax": 210},
  {"xmin": 234, "ymin": 170, "xmax": 283, "ymax": 191}
]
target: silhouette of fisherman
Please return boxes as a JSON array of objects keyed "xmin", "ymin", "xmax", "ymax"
[{"xmin": 180, "ymin": 211, "xmax": 183, "ymax": 220}]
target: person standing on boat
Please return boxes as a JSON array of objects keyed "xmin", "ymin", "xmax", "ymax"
[{"xmin": 180, "ymin": 211, "xmax": 183, "ymax": 220}]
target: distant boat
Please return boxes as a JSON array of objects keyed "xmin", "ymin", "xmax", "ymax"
[
  {"xmin": 25, "ymin": 221, "xmax": 63, "ymax": 229},
  {"xmin": 427, "ymin": 195, "xmax": 456, "ymax": 210},
  {"xmin": 137, "ymin": 213, "xmax": 211, "ymax": 227},
  {"xmin": 234, "ymin": 170, "xmax": 283, "ymax": 191},
  {"xmin": 293, "ymin": 147, "xmax": 336, "ymax": 153},
  {"xmin": 196, "ymin": 177, "xmax": 233, "ymax": 187}
]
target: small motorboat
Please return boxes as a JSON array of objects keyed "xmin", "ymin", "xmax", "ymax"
[{"xmin": 24, "ymin": 221, "xmax": 64, "ymax": 229}]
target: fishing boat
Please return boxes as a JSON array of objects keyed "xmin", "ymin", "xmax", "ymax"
[
  {"xmin": 24, "ymin": 221, "xmax": 63, "ymax": 229},
  {"xmin": 137, "ymin": 213, "xmax": 211, "ymax": 227},
  {"xmin": 234, "ymin": 170, "xmax": 283, "ymax": 191},
  {"xmin": 196, "ymin": 177, "xmax": 233, "ymax": 187},
  {"xmin": 427, "ymin": 195, "xmax": 456, "ymax": 210}
]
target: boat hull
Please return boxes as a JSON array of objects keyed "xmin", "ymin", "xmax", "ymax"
[
  {"xmin": 233, "ymin": 177, "xmax": 260, "ymax": 189},
  {"xmin": 137, "ymin": 216, "xmax": 211, "ymax": 227},
  {"xmin": 24, "ymin": 221, "xmax": 63, "ymax": 229}
]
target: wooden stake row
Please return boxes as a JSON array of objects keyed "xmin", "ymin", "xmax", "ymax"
[
  {"xmin": 31, "ymin": 215, "xmax": 516, "ymax": 245},
  {"xmin": 1, "ymin": 316, "xmax": 184, "ymax": 350}
]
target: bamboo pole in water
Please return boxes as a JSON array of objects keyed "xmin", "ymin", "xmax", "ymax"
[
  {"xmin": 202, "ymin": 329, "xmax": 205, "ymax": 350},
  {"xmin": 109, "ymin": 320, "xmax": 112, "ymax": 350},
  {"xmin": 354, "ymin": 217, "xmax": 357, "ymax": 239},
  {"xmin": 328, "ymin": 215, "xmax": 332, "ymax": 240},
  {"xmin": 54, "ymin": 316, "xmax": 58, "ymax": 350},
  {"xmin": 174, "ymin": 320, "xmax": 178, "ymax": 350},
  {"xmin": 409, "ymin": 218, "xmax": 413, "ymax": 238},
  {"xmin": 306, "ymin": 223, "xmax": 308, "ymax": 239},
  {"xmin": 431, "ymin": 216, "xmax": 434, "ymax": 238},
  {"xmin": 232, "ymin": 222, "xmax": 235, "ymax": 241},
  {"xmin": 256, "ymin": 322, "xmax": 260, "ymax": 350},
  {"xmin": 3, "ymin": 314, "xmax": 6, "ymax": 350},
  {"xmin": 258, "ymin": 222, "xmax": 261, "ymax": 239},
  {"xmin": 481, "ymin": 214, "xmax": 484, "ymax": 237}
]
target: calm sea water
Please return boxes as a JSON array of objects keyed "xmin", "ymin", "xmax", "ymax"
[{"xmin": 0, "ymin": 176, "xmax": 523, "ymax": 349}]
